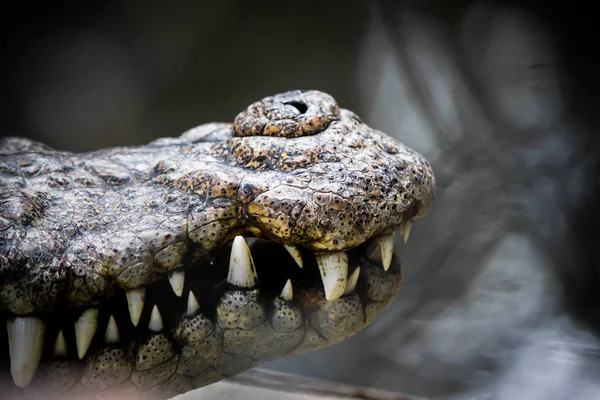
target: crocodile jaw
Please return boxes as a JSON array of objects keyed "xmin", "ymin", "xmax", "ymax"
[
  {"xmin": 2, "ymin": 235, "xmax": 402, "ymax": 398},
  {"xmin": 0, "ymin": 90, "xmax": 434, "ymax": 398}
]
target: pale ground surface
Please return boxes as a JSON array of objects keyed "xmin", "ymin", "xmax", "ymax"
[
  {"xmin": 180, "ymin": 384, "xmax": 339, "ymax": 400},
  {"xmin": 178, "ymin": 382, "xmax": 346, "ymax": 400},
  {"xmin": 176, "ymin": 369, "xmax": 422, "ymax": 400}
]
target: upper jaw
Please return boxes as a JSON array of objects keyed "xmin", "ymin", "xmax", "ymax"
[{"xmin": 230, "ymin": 109, "xmax": 435, "ymax": 252}]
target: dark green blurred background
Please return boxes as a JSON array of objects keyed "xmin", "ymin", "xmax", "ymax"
[{"xmin": 3, "ymin": 1, "xmax": 369, "ymax": 151}]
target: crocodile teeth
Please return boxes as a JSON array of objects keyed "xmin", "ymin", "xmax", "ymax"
[
  {"xmin": 187, "ymin": 291, "xmax": 200, "ymax": 317},
  {"xmin": 104, "ymin": 315, "xmax": 119, "ymax": 344},
  {"xmin": 377, "ymin": 233, "xmax": 395, "ymax": 271},
  {"xmin": 168, "ymin": 270, "xmax": 185, "ymax": 297},
  {"xmin": 280, "ymin": 279, "xmax": 293, "ymax": 301},
  {"xmin": 401, "ymin": 221, "xmax": 412, "ymax": 243},
  {"xmin": 149, "ymin": 305, "xmax": 164, "ymax": 332},
  {"xmin": 283, "ymin": 244, "xmax": 303, "ymax": 268},
  {"xmin": 7, "ymin": 317, "xmax": 45, "ymax": 388},
  {"xmin": 126, "ymin": 288, "xmax": 146, "ymax": 327},
  {"xmin": 75, "ymin": 308, "xmax": 99, "ymax": 359},
  {"xmin": 343, "ymin": 267, "xmax": 360, "ymax": 295},
  {"xmin": 227, "ymin": 236, "xmax": 258, "ymax": 288},
  {"xmin": 53, "ymin": 330, "xmax": 67, "ymax": 357},
  {"xmin": 316, "ymin": 251, "xmax": 348, "ymax": 301}
]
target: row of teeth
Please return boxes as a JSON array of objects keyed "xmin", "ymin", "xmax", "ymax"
[{"xmin": 5, "ymin": 226, "xmax": 410, "ymax": 389}]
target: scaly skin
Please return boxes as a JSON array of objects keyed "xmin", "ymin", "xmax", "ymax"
[{"xmin": 0, "ymin": 90, "xmax": 435, "ymax": 399}]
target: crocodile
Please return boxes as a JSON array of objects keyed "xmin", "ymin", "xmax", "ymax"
[{"xmin": 0, "ymin": 90, "xmax": 435, "ymax": 399}]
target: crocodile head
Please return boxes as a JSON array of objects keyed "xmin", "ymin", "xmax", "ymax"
[{"xmin": 0, "ymin": 90, "xmax": 435, "ymax": 399}]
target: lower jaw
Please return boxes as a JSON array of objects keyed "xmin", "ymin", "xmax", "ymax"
[{"xmin": 1, "ymin": 243, "xmax": 402, "ymax": 400}]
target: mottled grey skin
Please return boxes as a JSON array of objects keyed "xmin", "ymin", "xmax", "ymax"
[{"xmin": 0, "ymin": 90, "xmax": 435, "ymax": 399}]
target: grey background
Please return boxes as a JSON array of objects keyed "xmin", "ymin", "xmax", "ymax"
[{"xmin": 3, "ymin": 1, "xmax": 599, "ymax": 399}]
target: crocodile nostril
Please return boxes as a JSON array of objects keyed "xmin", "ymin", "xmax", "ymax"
[
  {"xmin": 283, "ymin": 101, "xmax": 308, "ymax": 114},
  {"xmin": 233, "ymin": 90, "xmax": 340, "ymax": 138}
]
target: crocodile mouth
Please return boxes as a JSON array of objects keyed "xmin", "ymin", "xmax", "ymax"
[
  {"xmin": 0, "ymin": 89, "xmax": 433, "ymax": 398},
  {"xmin": 1, "ymin": 232, "xmax": 403, "ymax": 396}
]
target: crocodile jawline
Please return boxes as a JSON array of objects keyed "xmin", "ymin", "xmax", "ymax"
[{"xmin": 0, "ymin": 90, "xmax": 435, "ymax": 399}]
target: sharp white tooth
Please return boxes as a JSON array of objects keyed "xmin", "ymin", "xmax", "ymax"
[
  {"xmin": 316, "ymin": 251, "xmax": 348, "ymax": 301},
  {"xmin": 377, "ymin": 233, "xmax": 395, "ymax": 271},
  {"xmin": 227, "ymin": 236, "xmax": 258, "ymax": 288},
  {"xmin": 280, "ymin": 279, "xmax": 293, "ymax": 301},
  {"xmin": 53, "ymin": 330, "xmax": 67, "ymax": 357},
  {"xmin": 126, "ymin": 288, "xmax": 145, "ymax": 326},
  {"xmin": 7, "ymin": 317, "xmax": 45, "ymax": 388},
  {"xmin": 168, "ymin": 270, "xmax": 185, "ymax": 297},
  {"xmin": 148, "ymin": 305, "xmax": 164, "ymax": 332},
  {"xmin": 401, "ymin": 221, "xmax": 412, "ymax": 243},
  {"xmin": 104, "ymin": 315, "xmax": 119, "ymax": 344},
  {"xmin": 344, "ymin": 267, "xmax": 360, "ymax": 295},
  {"xmin": 283, "ymin": 244, "xmax": 303, "ymax": 268},
  {"xmin": 187, "ymin": 291, "xmax": 200, "ymax": 317},
  {"xmin": 75, "ymin": 308, "xmax": 99, "ymax": 359}
]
